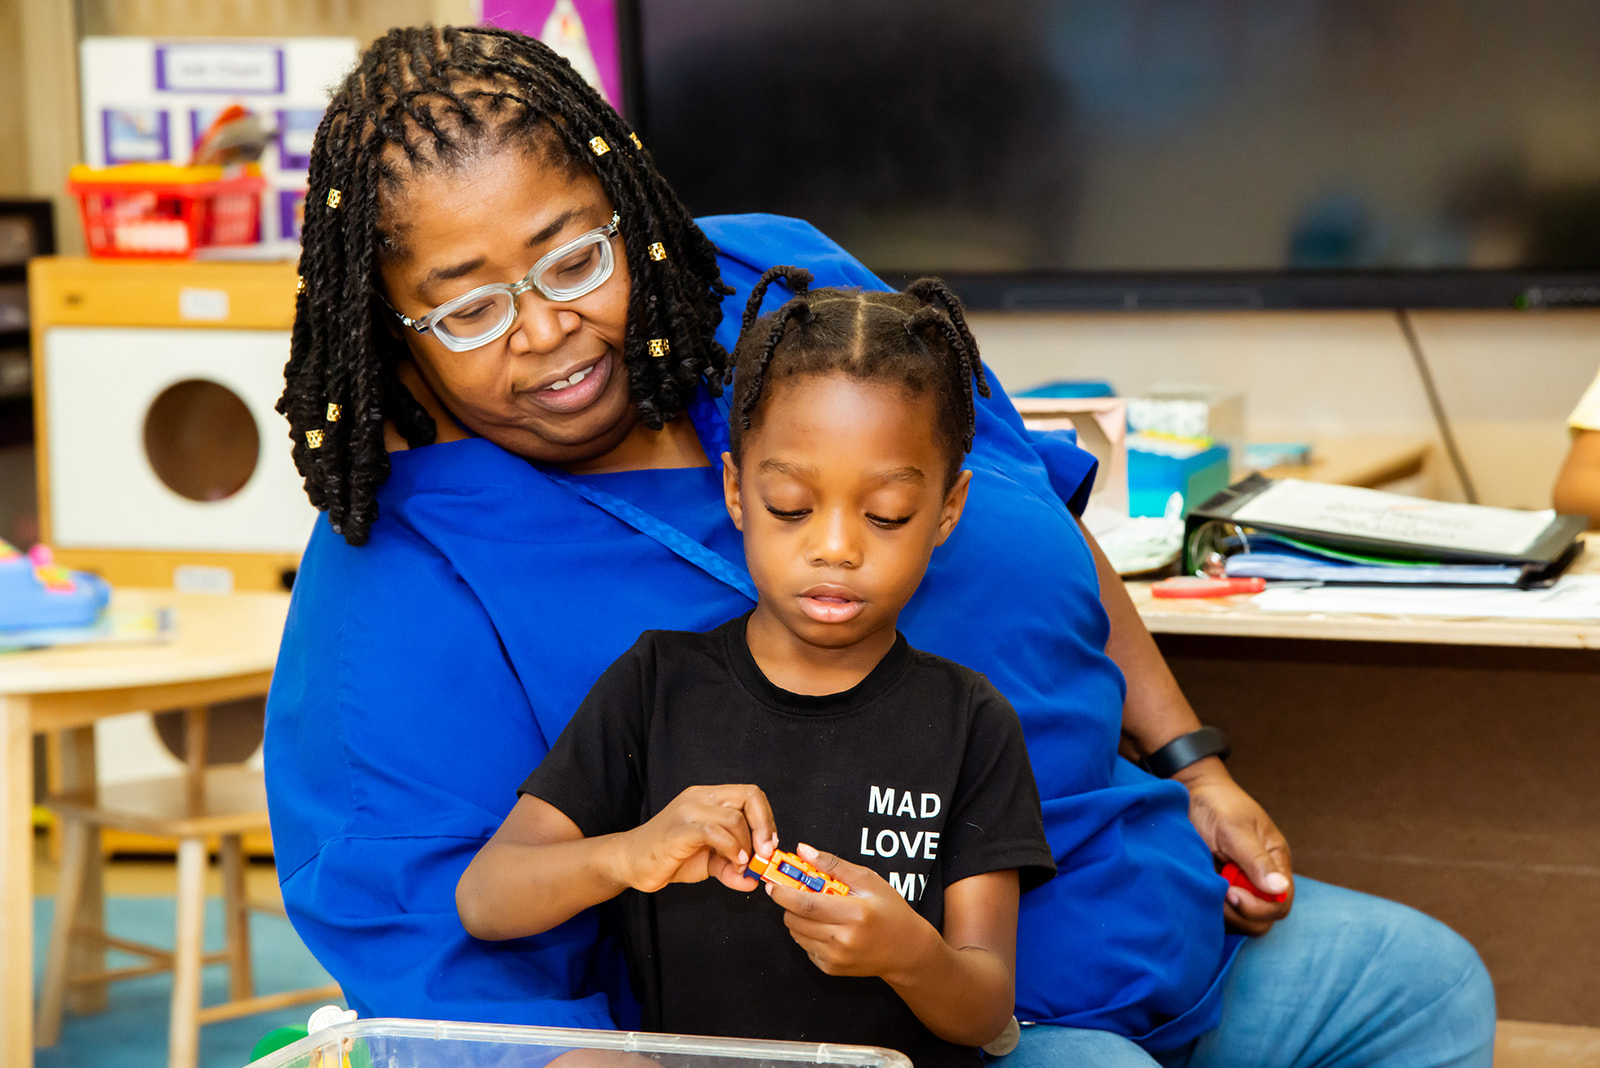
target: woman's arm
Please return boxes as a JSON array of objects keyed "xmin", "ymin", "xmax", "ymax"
[
  {"xmin": 266, "ymin": 517, "xmax": 626, "ymax": 1026},
  {"xmin": 1553, "ymin": 429, "xmax": 1600, "ymax": 527},
  {"xmin": 458, "ymin": 786, "xmax": 780, "ymax": 941},
  {"xmin": 770, "ymin": 847, "xmax": 1018, "ymax": 1048},
  {"xmin": 1081, "ymin": 518, "xmax": 1294, "ymax": 934}
]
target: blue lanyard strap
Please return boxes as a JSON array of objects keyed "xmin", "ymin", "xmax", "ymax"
[
  {"xmin": 539, "ymin": 467, "xmax": 758, "ymax": 602},
  {"xmin": 533, "ymin": 386, "xmax": 754, "ymax": 600}
]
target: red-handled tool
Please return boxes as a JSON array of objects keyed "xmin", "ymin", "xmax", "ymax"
[
  {"xmin": 1151, "ymin": 576, "xmax": 1267, "ymax": 599},
  {"xmin": 1219, "ymin": 861, "xmax": 1289, "ymax": 903}
]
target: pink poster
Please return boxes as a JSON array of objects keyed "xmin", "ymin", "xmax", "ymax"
[{"xmin": 481, "ymin": 0, "xmax": 622, "ymax": 110}]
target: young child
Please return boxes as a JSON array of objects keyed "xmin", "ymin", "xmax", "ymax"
[{"xmin": 456, "ymin": 267, "xmax": 1055, "ymax": 1068}]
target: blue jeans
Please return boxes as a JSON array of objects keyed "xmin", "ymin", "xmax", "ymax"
[{"xmin": 993, "ymin": 877, "xmax": 1495, "ymax": 1068}]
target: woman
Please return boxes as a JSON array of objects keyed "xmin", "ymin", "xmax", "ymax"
[{"xmin": 267, "ymin": 25, "xmax": 1493, "ymax": 1067}]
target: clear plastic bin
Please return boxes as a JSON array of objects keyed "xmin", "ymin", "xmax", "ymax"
[{"xmin": 246, "ymin": 1018, "xmax": 914, "ymax": 1068}]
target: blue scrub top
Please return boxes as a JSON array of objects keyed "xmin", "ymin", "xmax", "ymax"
[{"xmin": 265, "ymin": 214, "xmax": 1235, "ymax": 1050}]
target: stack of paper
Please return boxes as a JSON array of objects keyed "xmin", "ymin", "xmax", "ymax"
[
  {"xmin": 1251, "ymin": 576, "xmax": 1600, "ymax": 620},
  {"xmin": 1220, "ymin": 539, "xmax": 1527, "ymax": 587},
  {"xmin": 1186, "ymin": 476, "xmax": 1587, "ymax": 589},
  {"xmin": 1228, "ymin": 479, "xmax": 1560, "ymax": 558}
]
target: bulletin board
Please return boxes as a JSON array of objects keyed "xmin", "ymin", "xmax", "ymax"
[{"xmin": 78, "ymin": 37, "xmax": 359, "ymax": 245}]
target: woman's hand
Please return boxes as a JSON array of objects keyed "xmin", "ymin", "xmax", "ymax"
[
  {"xmin": 1075, "ymin": 520, "xmax": 1296, "ymax": 933},
  {"xmin": 621, "ymin": 784, "xmax": 779, "ymax": 893},
  {"xmin": 1175, "ymin": 757, "xmax": 1294, "ymax": 935}
]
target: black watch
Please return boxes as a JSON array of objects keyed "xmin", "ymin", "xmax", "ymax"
[{"xmin": 1140, "ymin": 726, "xmax": 1231, "ymax": 779}]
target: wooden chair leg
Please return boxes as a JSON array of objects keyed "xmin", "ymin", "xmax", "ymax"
[
  {"xmin": 168, "ymin": 836, "xmax": 207, "ymax": 1068},
  {"xmin": 58, "ymin": 725, "xmax": 107, "ymax": 1015},
  {"xmin": 35, "ymin": 816, "xmax": 92, "ymax": 1046},
  {"xmin": 220, "ymin": 833, "xmax": 253, "ymax": 1001}
]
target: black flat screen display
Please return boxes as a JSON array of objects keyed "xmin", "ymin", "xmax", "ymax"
[{"xmin": 628, "ymin": 1, "xmax": 1600, "ymax": 309}]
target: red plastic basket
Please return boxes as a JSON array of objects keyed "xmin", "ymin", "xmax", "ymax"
[{"xmin": 68, "ymin": 164, "xmax": 267, "ymax": 260}]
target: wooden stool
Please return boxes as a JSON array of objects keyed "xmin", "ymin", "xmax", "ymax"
[{"xmin": 34, "ymin": 706, "xmax": 341, "ymax": 1068}]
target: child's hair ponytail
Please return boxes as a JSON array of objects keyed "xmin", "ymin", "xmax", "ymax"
[
  {"xmin": 741, "ymin": 265, "xmax": 814, "ymax": 334},
  {"xmin": 730, "ymin": 268, "xmax": 990, "ymax": 487}
]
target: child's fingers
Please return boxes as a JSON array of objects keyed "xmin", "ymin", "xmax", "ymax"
[
  {"xmin": 664, "ymin": 786, "xmax": 761, "ymax": 859},
  {"xmin": 706, "ymin": 851, "xmax": 763, "ymax": 892},
  {"xmin": 782, "ymin": 923, "xmax": 844, "ymax": 975},
  {"xmin": 776, "ymin": 896, "xmax": 848, "ymax": 949},
  {"xmin": 778, "ymin": 908, "xmax": 883, "ymax": 978},
  {"xmin": 765, "ymin": 879, "xmax": 856, "ymax": 921},
  {"xmin": 731, "ymin": 785, "xmax": 780, "ymax": 858},
  {"xmin": 695, "ymin": 784, "xmax": 778, "ymax": 857},
  {"xmin": 696, "ymin": 821, "xmax": 752, "ymax": 870},
  {"xmin": 794, "ymin": 843, "xmax": 878, "ymax": 888},
  {"xmin": 778, "ymin": 902, "xmax": 850, "ymax": 942}
]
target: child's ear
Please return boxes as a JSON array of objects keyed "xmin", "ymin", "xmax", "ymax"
[
  {"xmin": 722, "ymin": 451, "xmax": 746, "ymax": 531},
  {"xmin": 934, "ymin": 468, "xmax": 972, "ymax": 546}
]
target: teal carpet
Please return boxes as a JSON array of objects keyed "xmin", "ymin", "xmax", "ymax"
[{"xmin": 33, "ymin": 896, "xmax": 343, "ymax": 1068}]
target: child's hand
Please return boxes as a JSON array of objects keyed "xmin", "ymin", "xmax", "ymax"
[
  {"xmin": 764, "ymin": 843, "xmax": 937, "ymax": 983},
  {"xmin": 621, "ymin": 784, "xmax": 779, "ymax": 893}
]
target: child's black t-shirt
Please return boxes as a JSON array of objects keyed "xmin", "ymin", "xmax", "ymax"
[{"xmin": 520, "ymin": 614, "xmax": 1056, "ymax": 1068}]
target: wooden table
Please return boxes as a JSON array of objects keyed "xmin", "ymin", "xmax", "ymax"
[
  {"xmin": 1126, "ymin": 535, "xmax": 1600, "ymax": 1026},
  {"xmin": 0, "ymin": 589, "xmax": 289, "ymax": 1067}
]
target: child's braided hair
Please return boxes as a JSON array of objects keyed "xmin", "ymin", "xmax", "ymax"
[
  {"xmin": 729, "ymin": 266, "xmax": 991, "ymax": 490},
  {"xmin": 278, "ymin": 25, "xmax": 732, "ymax": 545}
]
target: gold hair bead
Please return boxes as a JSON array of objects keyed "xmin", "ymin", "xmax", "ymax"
[
  {"xmin": 588, "ymin": 136, "xmax": 610, "ymax": 156},
  {"xmin": 326, "ymin": 402, "xmax": 342, "ymax": 422},
  {"xmin": 306, "ymin": 429, "xmax": 325, "ymax": 448},
  {"xmin": 629, "ymin": 132, "xmax": 643, "ymax": 150},
  {"xmin": 647, "ymin": 242, "xmax": 667, "ymax": 262},
  {"xmin": 326, "ymin": 188, "xmax": 342, "ymax": 209},
  {"xmin": 296, "ymin": 275, "xmax": 306, "ymax": 294},
  {"xmin": 647, "ymin": 338, "xmax": 670, "ymax": 359}
]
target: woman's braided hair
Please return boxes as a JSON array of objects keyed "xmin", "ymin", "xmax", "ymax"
[
  {"xmin": 278, "ymin": 25, "xmax": 732, "ymax": 545},
  {"xmin": 729, "ymin": 266, "xmax": 991, "ymax": 490}
]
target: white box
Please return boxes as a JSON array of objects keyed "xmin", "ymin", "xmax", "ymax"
[{"xmin": 44, "ymin": 326, "xmax": 316, "ymax": 553}]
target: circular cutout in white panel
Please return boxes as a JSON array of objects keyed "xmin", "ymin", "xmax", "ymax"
[
  {"xmin": 45, "ymin": 326, "xmax": 317, "ymax": 553},
  {"xmin": 143, "ymin": 379, "xmax": 261, "ymax": 502}
]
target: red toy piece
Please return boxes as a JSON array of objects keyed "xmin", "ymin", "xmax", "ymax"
[
  {"xmin": 1151, "ymin": 576, "xmax": 1267, "ymax": 599},
  {"xmin": 1219, "ymin": 861, "xmax": 1289, "ymax": 903},
  {"xmin": 746, "ymin": 849, "xmax": 850, "ymax": 896}
]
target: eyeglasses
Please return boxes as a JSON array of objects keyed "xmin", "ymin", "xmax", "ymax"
[{"xmin": 392, "ymin": 212, "xmax": 621, "ymax": 352}]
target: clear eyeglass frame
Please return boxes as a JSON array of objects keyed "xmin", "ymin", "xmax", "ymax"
[{"xmin": 393, "ymin": 212, "xmax": 621, "ymax": 352}]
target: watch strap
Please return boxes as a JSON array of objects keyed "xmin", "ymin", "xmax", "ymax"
[{"xmin": 1141, "ymin": 725, "xmax": 1231, "ymax": 779}]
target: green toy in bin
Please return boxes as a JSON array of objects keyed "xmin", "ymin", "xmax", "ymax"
[
  {"xmin": 250, "ymin": 1005, "xmax": 359, "ymax": 1064},
  {"xmin": 249, "ymin": 1027, "xmax": 308, "ymax": 1062}
]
